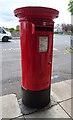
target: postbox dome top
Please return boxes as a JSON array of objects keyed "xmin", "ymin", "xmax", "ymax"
[{"xmin": 14, "ymin": 6, "xmax": 59, "ymax": 21}]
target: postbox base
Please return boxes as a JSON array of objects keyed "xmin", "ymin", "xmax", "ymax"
[{"xmin": 22, "ymin": 87, "xmax": 50, "ymax": 108}]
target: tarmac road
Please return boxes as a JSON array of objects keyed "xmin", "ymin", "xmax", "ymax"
[{"xmin": 0, "ymin": 34, "xmax": 72, "ymax": 99}]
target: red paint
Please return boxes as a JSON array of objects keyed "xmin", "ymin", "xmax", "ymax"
[{"xmin": 14, "ymin": 7, "xmax": 59, "ymax": 91}]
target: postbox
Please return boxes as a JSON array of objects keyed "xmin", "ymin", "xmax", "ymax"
[{"xmin": 14, "ymin": 6, "xmax": 59, "ymax": 108}]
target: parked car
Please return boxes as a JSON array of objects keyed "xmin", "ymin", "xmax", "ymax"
[{"xmin": 0, "ymin": 27, "xmax": 12, "ymax": 42}]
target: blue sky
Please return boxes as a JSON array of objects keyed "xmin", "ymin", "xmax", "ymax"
[{"xmin": 0, "ymin": 0, "xmax": 71, "ymax": 28}]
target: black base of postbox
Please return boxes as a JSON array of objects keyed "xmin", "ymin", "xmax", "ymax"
[{"xmin": 22, "ymin": 86, "xmax": 50, "ymax": 108}]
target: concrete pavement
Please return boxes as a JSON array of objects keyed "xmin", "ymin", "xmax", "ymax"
[{"xmin": 0, "ymin": 79, "xmax": 73, "ymax": 119}]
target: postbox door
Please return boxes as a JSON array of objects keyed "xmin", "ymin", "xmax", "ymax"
[{"xmin": 31, "ymin": 32, "xmax": 53, "ymax": 90}]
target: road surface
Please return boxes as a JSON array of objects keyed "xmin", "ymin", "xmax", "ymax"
[{"xmin": 0, "ymin": 34, "xmax": 72, "ymax": 99}]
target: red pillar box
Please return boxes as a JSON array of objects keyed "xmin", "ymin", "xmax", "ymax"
[{"xmin": 14, "ymin": 7, "xmax": 59, "ymax": 108}]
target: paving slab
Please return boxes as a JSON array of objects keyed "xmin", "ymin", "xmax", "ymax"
[
  {"xmin": 0, "ymin": 94, "xmax": 22, "ymax": 118},
  {"xmin": 0, "ymin": 80, "xmax": 72, "ymax": 119},
  {"xmin": 65, "ymin": 79, "xmax": 73, "ymax": 97},
  {"xmin": 51, "ymin": 79, "xmax": 72, "ymax": 102},
  {"xmin": 18, "ymin": 95, "xmax": 57, "ymax": 115},
  {"xmin": 0, "ymin": 95, "xmax": 2, "ymax": 120},
  {"xmin": 59, "ymin": 98, "xmax": 73, "ymax": 119},
  {"xmin": 23, "ymin": 104, "xmax": 70, "ymax": 118}
]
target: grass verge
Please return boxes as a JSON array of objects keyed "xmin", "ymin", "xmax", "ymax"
[{"xmin": 65, "ymin": 47, "xmax": 73, "ymax": 53}]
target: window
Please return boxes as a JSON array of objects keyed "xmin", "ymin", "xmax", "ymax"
[
  {"xmin": 0, "ymin": 28, "xmax": 2, "ymax": 33},
  {"xmin": 2, "ymin": 30, "xmax": 6, "ymax": 34}
]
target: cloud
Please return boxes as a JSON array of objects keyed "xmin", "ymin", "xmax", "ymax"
[{"xmin": 0, "ymin": 0, "xmax": 71, "ymax": 28}]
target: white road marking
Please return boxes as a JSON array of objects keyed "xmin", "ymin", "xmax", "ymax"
[
  {"xmin": 53, "ymin": 48, "xmax": 58, "ymax": 51},
  {"xmin": 64, "ymin": 53, "xmax": 67, "ymax": 55},
  {"xmin": 51, "ymin": 75, "xmax": 59, "ymax": 79},
  {"xmin": 2, "ymin": 48, "xmax": 20, "ymax": 51},
  {"xmin": 3, "ymin": 49, "xmax": 7, "ymax": 51},
  {"xmin": 53, "ymin": 48, "xmax": 61, "ymax": 52}
]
